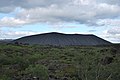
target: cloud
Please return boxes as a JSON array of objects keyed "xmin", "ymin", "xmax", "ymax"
[
  {"xmin": 97, "ymin": 19, "xmax": 120, "ymax": 27},
  {"xmin": 96, "ymin": 0, "xmax": 120, "ymax": 6},
  {"xmin": 0, "ymin": 17, "xmax": 28, "ymax": 27},
  {"xmin": 107, "ymin": 27, "xmax": 120, "ymax": 35},
  {"xmin": 101, "ymin": 27, "xmax": 120, "ymax": 43},
  {"xmin": 0, "ymin": 30, "xmax": 41, "ymax": 39},
  {"xmin": 0, "ymin": 0, "xmax": 70, "ymax": 13},
  {"xmin": 0, "ymin": 0, "xmax": 120, "ymax": 28},
  {"xmin": 0, "ymin": 7, "xmax": 15, "ymax": 13}
]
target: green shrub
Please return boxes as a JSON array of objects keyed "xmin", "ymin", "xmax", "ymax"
[
  {"xmin": 0, "ymin": 75, "xmax": 11, "ymax": 80},
  {"xmin": 24, "ymin": 64, "xmax": 48, "ymax": 80}
]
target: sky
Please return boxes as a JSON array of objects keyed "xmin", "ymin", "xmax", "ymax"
[{"xmin": 0, "ymin": 0, "xmax": 120, "ymax": 43}]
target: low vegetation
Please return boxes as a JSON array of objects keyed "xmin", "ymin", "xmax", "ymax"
[{"xmin": 0, "ymin": 44, "xmax": 120, "ymax": 80}]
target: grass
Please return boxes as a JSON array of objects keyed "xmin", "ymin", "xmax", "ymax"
[{"xmin": 0, "ymin": 44, "xmax": 120, "ymax": 80}]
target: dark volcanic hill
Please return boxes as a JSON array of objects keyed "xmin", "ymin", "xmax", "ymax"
[{"xmin": 13, "ymin": 32, "xmax": 112, "ymax": 46}]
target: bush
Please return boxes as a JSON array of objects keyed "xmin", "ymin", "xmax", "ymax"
[
  {"xmin": 0, "ymin": 75, "xmax": 11, "ymax": 80},
  {"xmin": 24, "ymin": 64, "xmax": 48, "ymax": 80}
]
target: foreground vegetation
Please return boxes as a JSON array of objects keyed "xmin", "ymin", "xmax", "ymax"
[{"xmin": 0, "ymin": 44, "xmax": 120, "ymax": 80}]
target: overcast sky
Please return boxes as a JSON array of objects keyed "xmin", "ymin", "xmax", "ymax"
[{"xmin": 0, "ymin": 0, "xmax": 120, "ymax": 43}]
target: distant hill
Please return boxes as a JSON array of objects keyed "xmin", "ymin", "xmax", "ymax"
[
  {"xmin": 12, "ymin": 32, "xmax": 112, "ymax": 46},
  {"xmin": 0, "ymin": 39, "xmax": 13, "ymax": 44}
]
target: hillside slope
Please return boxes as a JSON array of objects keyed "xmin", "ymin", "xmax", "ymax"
[{"xmin": 13, "ymin": 32, "xmax": 111, "ymax": 46}]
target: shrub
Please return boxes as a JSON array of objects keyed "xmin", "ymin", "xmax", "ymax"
[{"xmin": 24, "ymin": 64, "xmax": 48, "ymax": 80}]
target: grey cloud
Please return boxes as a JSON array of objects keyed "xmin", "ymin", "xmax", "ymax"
[
  {"xmin": 102, "ymin": 28, "xmax": 120, "ymax": 43},
  {"xmin": 0, "ymin": 0, "xmax": 71, "ymax": 13},
  {"xmin": 0, "ymin": 30, "xmax": 40, "ymax": 39},
  {"xmin": 16, "ymin": 3, "xmax": 120, "ymax": 26},
  {"xmin": 0, "ymin": 7, "xmax": 15, "ymax": 13},
  {"xmin": 96, "ymin": 0, "xmax": 120, "ymax": 6},
  {"xmin": 0, "ymin": 0, "xmax": 120, "ymax": 27},
  {"xmin": 107, "ymin": 28, "xmax": 120, "ymax": 35}
]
